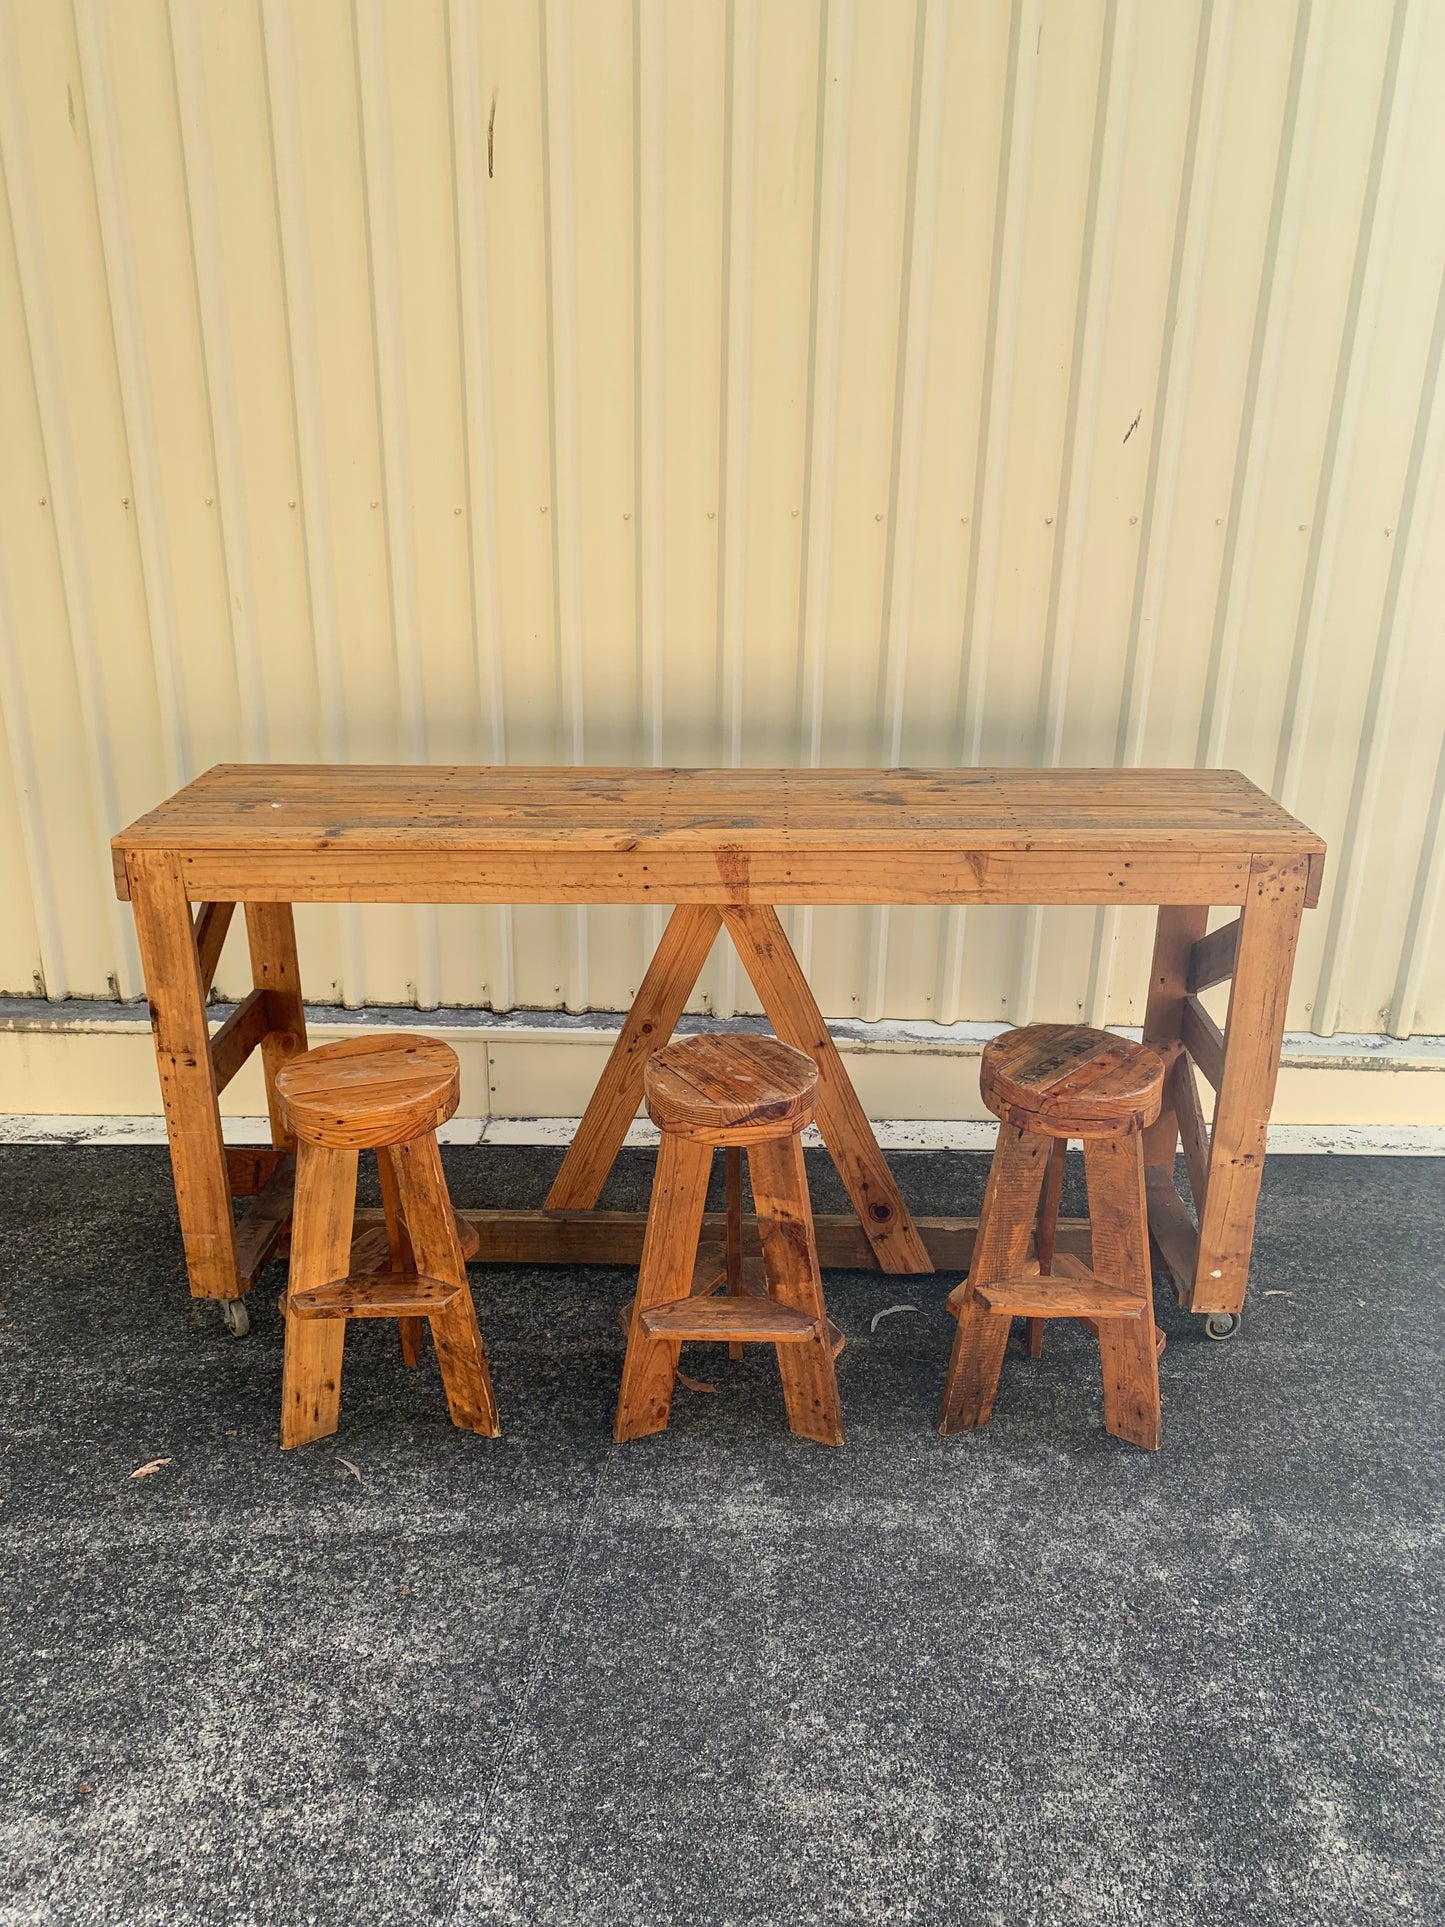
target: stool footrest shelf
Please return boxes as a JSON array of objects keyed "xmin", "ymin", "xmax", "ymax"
[
  {"xmin": 975, "ymin": 1255, "xmax": 1146, "ymax": 1322},
  {"xmin": 289, "ymin": 1272, "xmax": 461, "ymax": 1319},
  {"xmin": 640, "ymin": 1296, "xmax": 821, "ymax": 1343}
]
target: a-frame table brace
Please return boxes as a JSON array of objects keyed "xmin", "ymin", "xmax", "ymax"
[{"xmin": 545, "ymin": 904, "xmax": 934, "ymax": 1275}]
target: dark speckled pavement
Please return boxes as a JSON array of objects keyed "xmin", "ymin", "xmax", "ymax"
[{"xmin": 0, "ymin": 1144, "xmax": 1441, "ymax": 1926}]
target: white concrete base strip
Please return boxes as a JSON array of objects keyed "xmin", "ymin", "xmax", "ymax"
[
  {"xmin": 3, "ymin": 1005, "xmax": 1443, "ymax": 1130},
  {"xmin": 0, "ymin": 1114, "xmax": 489, "ymax": 1147},
  {"xmin": 2, "ymin": 1114, "xmax": 1442, "ymax": 1155}
]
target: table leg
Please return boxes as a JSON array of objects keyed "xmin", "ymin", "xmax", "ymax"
[
  {"xmin": 546, "ymin": 905, "xmax": 722, "ymax": 1209},
  {"xmin": 127, "ymin": 851, "xmax": 239, "ymax": 1300},
  {"xmin": 244, "ymin": 903, "xmax": 309, "ymax": 1149},
  {"xmin": 1140, "ymin": 903, "xmax": 1210, "ymax": 1171},
  {"xmin": 1192, "ymin": 858, "xmax": 1309, "ymax": 1316},
  {"xmin": 723, "ymin": 905, "xmax": 933, "ymax": 1275}
]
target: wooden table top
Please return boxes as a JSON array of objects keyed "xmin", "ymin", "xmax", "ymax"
[{"xmin": 114, "ymin": 765, "xmax": 1325, "ymax": 907}]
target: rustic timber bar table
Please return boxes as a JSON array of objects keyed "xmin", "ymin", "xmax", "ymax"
[{"xmin": 113, "ymin": 766, "xmax": 1325, "ymax": 1338}]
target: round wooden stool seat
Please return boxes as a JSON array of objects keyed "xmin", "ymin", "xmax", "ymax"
[
  {"xmin": 275, "ymin": 1034, "xmax": 460, "ymax": 1149},
  {"xmin": 644, "ymin": 1034, "xmax": 817, "ymax": 1144},
  {"xmin": 980, "ymin": 1023, "xmax": 1165, "ymax": 1139}
]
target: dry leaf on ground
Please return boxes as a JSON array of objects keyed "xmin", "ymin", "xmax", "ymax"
[
  {"xmin": 677, "ymin": 1374, "xmax": 718, "ymax": 1394},
  {"xmin": 870, "ymin": 1304, "xmax": 919, "ymax": 1334},
  {"xmin": 338, "ymin": 1457, "xmax": 363, "ymax": 1481},
  {"xmin": 129, "ymin": 1459, "xmax": 171, "ymax": 1480}
]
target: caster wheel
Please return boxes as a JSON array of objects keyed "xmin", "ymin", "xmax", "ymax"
[
  {"xmin": 1203, "ymin": 1311, "xmax": 1240, "ymax": 1342},
  {"xmin": 220, "ymin": 1298, "xmax": 251, "ymax": 1339}
]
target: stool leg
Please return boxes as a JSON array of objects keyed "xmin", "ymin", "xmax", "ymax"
[
  {"xmin": 1026, "ymin": 1137, "xmax": 1067, "ymax": 1359},
  {"xmin": 725, "ymin": 1145, "xmax": 745, "ymax": 1360},
  {"xmin": 378, "ymin": 1148, "xmax": 424, "ymax": 1369},
  {"xmin": 616, "ymin": 1133, "xmax": 712, "ymax": 1442},
  {"xmin": 281, "ymin": 1142, "xmax": 356, "ymax": 1449},
  {"xmin": 939, "ymin": 1124, "xmax": 1052, "ymax": 1434},
  {"xmin": 392, "ymin": 1134, "xmax": 500, "ymax": 1437},
  {"xmin": 1082, "ymin": 1133, "xmax": 1161, "ymax": 1451},
  {"xmin": 747, "ymin": 1133, "xmax": 843, "ymax": 1447}
]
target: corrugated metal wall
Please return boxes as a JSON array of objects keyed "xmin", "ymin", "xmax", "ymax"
[{"xmin": 1, "ymin": 0, "xmax": 1443, "ymax": 1044}]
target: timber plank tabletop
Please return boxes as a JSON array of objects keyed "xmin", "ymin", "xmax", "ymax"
[{"xmin": 114, "ymin": 765, "xmax": 1325, "ymax": 908}]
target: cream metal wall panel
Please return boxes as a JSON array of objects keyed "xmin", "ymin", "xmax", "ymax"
[{"xmin": 0, "ymin": 0, "xmax": 1443, "ymax": 1056}]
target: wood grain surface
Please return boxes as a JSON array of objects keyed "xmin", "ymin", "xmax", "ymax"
[{"xmin": 115, "ymin": 765, "xmax": 1326, "ymax": 907}]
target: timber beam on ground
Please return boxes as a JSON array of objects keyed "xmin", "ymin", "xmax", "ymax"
[{"xmin": 349, "ymin": 1208, "xmax": 1095, "ymax": 1274}]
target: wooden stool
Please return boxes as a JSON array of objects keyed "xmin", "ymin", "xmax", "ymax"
[
  {"xmin": 615, "ymin": 1034, "xmax": 844, "ymax": 1448},
  {"xmin": 273, "ymin": 1034, "xmax": 499, "ymax": 1449},
  {"xmin": 938, "ymin": 1023, "xmax": 1166, "ymax": 1451}
]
